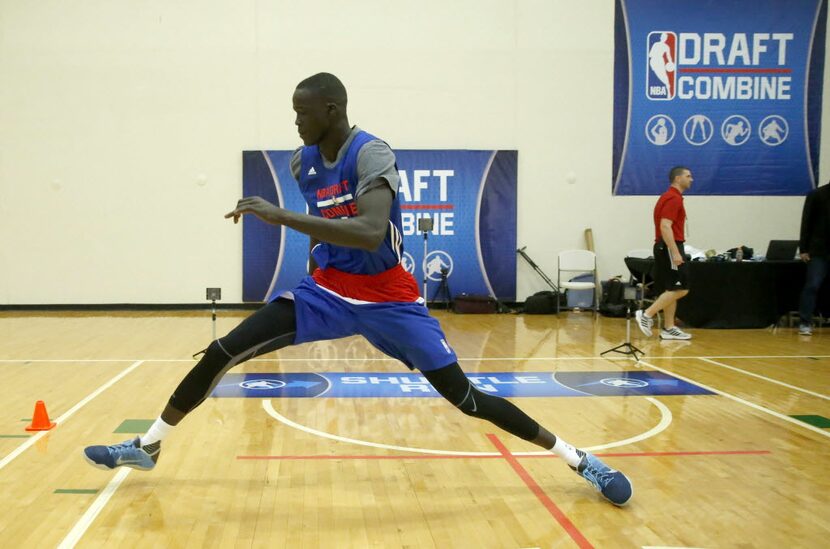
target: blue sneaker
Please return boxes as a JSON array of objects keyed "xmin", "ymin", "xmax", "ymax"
[
  {"xmin": 574, "ymin": 453, "xmax": 632, "ymax": 506},
  {"xmin": 83, "ymin": 437, "xmax": 160, "ymax": 471}
]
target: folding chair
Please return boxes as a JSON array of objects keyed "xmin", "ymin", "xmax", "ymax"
[{"xmin": 557, "ymin": 250, "xmax": 598, "ymax": 314}]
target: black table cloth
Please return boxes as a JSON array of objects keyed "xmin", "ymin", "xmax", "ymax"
[{"xmin": 623, "ymin": 257, "xmax": 829, "ymax": 329}]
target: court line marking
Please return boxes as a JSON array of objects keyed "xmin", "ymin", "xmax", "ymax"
[
  {"xmin": 57, "ymin": 468, "xmax": 131, "ymax": 549},
  {"xmin": 638, "ymin": 359, "xmax": 830, "ymax": 440},
  {"xmin": 1, "ymin": 354, "xmax": 828, "ymax": 363},
  {"xmin": 0, "ymin": 360, "xmax": 144, "ymax": 472},
  {"xmin": 262, "ymin": 396, "xmax": 671, "ymax": 455},
  {"xmin": 698, "ymin": 358, "xmax": 830, "ymax": 401},
  {"xmin": 237, "ymin": 450, "xmax": 771, "ymax": 461},
  {"xmin": 488, "ymin": 434, "xmax": 593, "ymax": 549}
]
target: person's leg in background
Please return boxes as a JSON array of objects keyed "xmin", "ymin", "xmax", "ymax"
[
  {"xmin": 643, "ymin": 289, "xmax": 685, "ymax": 323},
  {"xmin": 798, "ymin": 256, "xmax": 829, "ymax": 335},
  {"xmin": 657, "ymin": 288, "xmax": 690, "ymax": 336},
  {"xmin": 637, "ymin": 243, "xmax": 691, "ymax": 340}
]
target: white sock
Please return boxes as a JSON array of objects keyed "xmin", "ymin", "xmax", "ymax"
[
  {"xmin": 140, "ymin": 417, "xmax": 174, "ymax": 447},
  {"xmin": 550, "ymin": 437, "xmax": 584, "ymax": 468}
]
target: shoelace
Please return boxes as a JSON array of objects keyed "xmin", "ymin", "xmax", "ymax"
[
  {"xmin": 107, "ymin": 440, "xmax": 137, "ymax": 455},
  {"xmin": 584, "ymin": 464, "xmax": 614, "ymax": 489}
]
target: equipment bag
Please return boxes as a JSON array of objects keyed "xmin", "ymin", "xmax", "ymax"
[
  {"xmin": 524, "ymin": 290, "xmax": 558, "ymax": 314},
  {"xmin": 599, "ymin": 277, "xmax": 628, "ymax": 317}
]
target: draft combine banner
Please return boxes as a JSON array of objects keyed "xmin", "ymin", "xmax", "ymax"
[
  {"xmin": 241, "ymin": 150, "xmax": 517, "ymax": 302},
  {"xmin": 613, "ymin": 0, "xmax": 826, "ymax": 195}
]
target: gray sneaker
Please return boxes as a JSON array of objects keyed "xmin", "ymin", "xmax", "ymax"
[
  {"xmin": 83, "ymin": 437, "xmax": 160, "ymax": 471},
  {"xmin": 660, "ymin": 326, "xmax": 692, "ymax": 340},
  {"xmin": 798, "ymin": 324, "xmax": 813, "ymax": 336},
  {"xmin": 635, "ymin": 310, "xmax": 654, "ymax": 337},
  {"xmin": 573, "ymin": 453, "xmax": 633, "ymax": 506}
]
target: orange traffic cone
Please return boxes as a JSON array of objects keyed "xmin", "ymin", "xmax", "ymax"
[{"xmin": 25, "ymin": 400, "xmax": 56, "ymax": 431}]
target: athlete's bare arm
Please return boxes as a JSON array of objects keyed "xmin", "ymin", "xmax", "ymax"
[{"xmin": 225, "ymin": 182, "xmax": 393, "ymax": 251}]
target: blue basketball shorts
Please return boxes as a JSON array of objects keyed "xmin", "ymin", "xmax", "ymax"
[{"xmin": 283, "ymin": 276, "xmax": 458, "ymax": 372}]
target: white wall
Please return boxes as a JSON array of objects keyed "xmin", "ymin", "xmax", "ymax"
[{"xmin": 0, "ymin": 0, "xmax": 825, "ymax": 303}]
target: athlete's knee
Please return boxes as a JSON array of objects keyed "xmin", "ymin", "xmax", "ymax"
[
  {"xmin": 424, "ymin": 363, "xmax": 500, "ymax": 419},
  {"xmin": 198, "ymin": 339, "xmax": 234, "ymax": 376},
  {"xmin": 168, "ymin": 339, "xmax": 234, "ymax": 414},
  {"xmin": 453, "ymin": 382, "xmax": 499, "ymax": 420},
  {"xmin": 424, "ymin": 365, "xmax": 471, "ymax": 406},
  {"xmin": 454, "ymin": 383, "xmax": 480, "ymax": 416}
]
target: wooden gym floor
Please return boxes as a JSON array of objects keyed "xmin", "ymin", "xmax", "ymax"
[{"xmin": 0, "ymin": 310, "xmax": 828, "ymax": 548}]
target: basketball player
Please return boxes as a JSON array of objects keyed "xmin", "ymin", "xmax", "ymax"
[{"xmin": 83, "ymin": 73, "xmax": 632, "ymax": 506}]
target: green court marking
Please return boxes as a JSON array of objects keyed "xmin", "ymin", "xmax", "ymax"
[
  {"xmin": 790, "ymin": 415, "xmax": 830, "ymax": 428},
  {"xmin": 54, "ymin": 489, "xmax": 99, "ymax": 495},
  {"xmin": 20, "ymin": 418, "xmax": 31, "ymax": 422},
  {"xmin": 114, "ymin": 419, "xmax": 154, "ymax": 434},
  {"xmin": 0, "ymin": 434, "xmax": 31, "ymax": 438}
]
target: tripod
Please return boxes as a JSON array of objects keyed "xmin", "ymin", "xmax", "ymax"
[
  {"xmin": 205, "ymin": 287, "xmax": 222, "ymax": 340},
  {"xmin": 601, "ymin": 302, "xmax": 644, "ymax": 361},
  {"xmin": 418, "ymin": 217, "xmax": 434, "ymax": 301},
  {"xmin": 432, "ymin": 268, "xmax": 452, "ymax": 309},
  {"xmin": 422, "ymin": 230, "xmax": 429, "ymax": 301},
  {"xmin": 516, "ymin": 246, "xmax": 559, "ymax": 293}
]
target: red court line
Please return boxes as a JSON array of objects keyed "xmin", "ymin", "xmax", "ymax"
[
  {"xmin": 680, "ymin": 67, "xmax": 791, "ymax": 74},
  {"xmin": 400, "ymin": 204, "xmax": 454, "ymax": 210},
  {"xmin": 236, "ymin": 449, "xmax": 770, "ymax": 460},
  {"xmin": 487, "ymin": 434, "xmax": 593, "ymax": 549}
]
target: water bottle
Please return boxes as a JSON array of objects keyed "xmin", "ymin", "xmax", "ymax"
[{"xmin": 736, "ymin": 247, "xmax": 743, "ymax": 262}]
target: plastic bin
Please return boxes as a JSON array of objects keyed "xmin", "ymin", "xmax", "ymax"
[{"xmin": 566, "ymin": 274, "xmax": 595, "ymax": 308}]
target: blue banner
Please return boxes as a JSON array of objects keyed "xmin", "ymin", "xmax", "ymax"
[
  {"xmin": 242, "ymin": 149, "xmax": 517, "ymax": 301},
  {"xmin": 613, "ymin": 0, "xmax": 826, "ymax": 195},
  {"xmin": 211, "ymin": 371, "xmax": 714, "ymax": 398}
]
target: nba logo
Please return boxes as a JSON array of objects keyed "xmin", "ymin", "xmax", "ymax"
[{"xmin": 646, "ymin": 31, "xmax": 676, "ymax": 100}]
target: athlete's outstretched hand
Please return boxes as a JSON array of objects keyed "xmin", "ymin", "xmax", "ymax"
[{"xmin": 225, "ymin": 196, "xmax": 283, "ymax": 224}]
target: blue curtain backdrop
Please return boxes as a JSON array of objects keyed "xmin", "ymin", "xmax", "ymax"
[{"xmin": 242, "ymin": 149, "xmax": 518, "ymax": 302}]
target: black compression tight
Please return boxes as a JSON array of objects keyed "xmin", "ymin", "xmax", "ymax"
[
  {"xmin": 423, "ymin": 363, "xmax": 541, "ymax": 441},
  {"xmin": 167, "ymin": 299, "xmax": 297, "ymax": 420},
  {"xmin": 165, "ymin": 300, "xmax": 541, "ymax": 443}
]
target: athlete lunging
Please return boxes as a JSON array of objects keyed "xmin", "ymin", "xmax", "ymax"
[{"xmin": 83, "ymin": 73, "xmax": 632, "ymax": 507}]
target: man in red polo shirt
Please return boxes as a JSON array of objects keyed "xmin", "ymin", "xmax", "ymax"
[{"xmin": 636, "ymin": 166, "xmax": 693, "ymax": 340}]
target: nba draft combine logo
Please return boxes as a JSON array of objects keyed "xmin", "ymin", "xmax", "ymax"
[
  {"xmin": 647, "ymin": 31, "xmax": 677, "ymax": 100},
  {"xmin": 647, "ymin": 31, "xmax": 794, "ymax": 102}
]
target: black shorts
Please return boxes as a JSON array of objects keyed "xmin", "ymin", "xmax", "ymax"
[{"xmin": 653, "ymin": 241, "xmax": 689, "ymax": 294}]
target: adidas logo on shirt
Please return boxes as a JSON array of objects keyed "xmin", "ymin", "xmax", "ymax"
[{"xmin": 308, "ymin": 167, "xmax": 317, "ymax": 176}]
